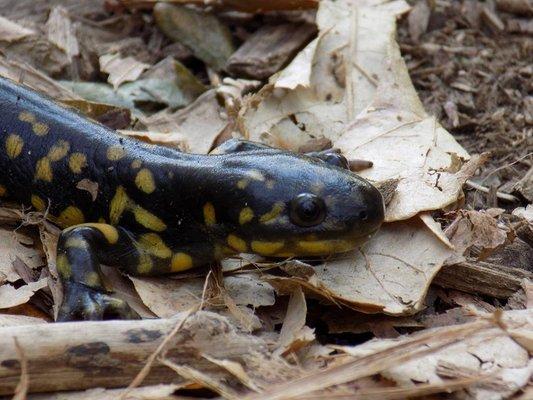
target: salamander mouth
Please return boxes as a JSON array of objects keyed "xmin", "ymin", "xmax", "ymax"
[{"xmin": 250, "ymin": 229, "xmax": 380, "ymax": 258}]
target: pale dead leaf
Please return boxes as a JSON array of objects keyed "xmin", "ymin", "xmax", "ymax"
[
  {"xmin": 0, "ymin": 16, "xmax": 35, "ymax": 42},
  {"xmin": 275, "ymin": 37, "xmax": 320, "ymax": 90},
  {"xmin": 125, "ymin": 90, "xmax": 229, "ymax": 154},
  {"xmin": 99, "ymin": 53, "xmax": 150, "ymax": 89},
  {"xmin": 268, "ymin": 217, "xmax": 455, "ymax": 315},
  {"xmin": 0, "ymin": 278, "xmax": 48, "ymax": 309},
  {"xmin": 0, "ymin": 228, "xmax": 44, "ymax": 284},
  {"xmin": 130, "ymin": 273, "xmax": 275, "ymax": 318},
  {"xmin": 419, "ymin": 212, "xmax": 454, "ymax": 249},
  {"xmin": 0, "ymin": 57, "xmax": 80, "ymax": 100},
  {"xmin": 240, "ymin": 0, "xmax": 411, "ymax": 149},
  {"xmin": 45, "ymin": 6, "xmax": 80, "ymax": 60},
  {"xmin": 276, "ymin": 286, "xmax": 315, "ymax": 356}
]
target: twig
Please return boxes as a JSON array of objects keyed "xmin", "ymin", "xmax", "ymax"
[
  {"xmin": 465, "ymin": 180, "xmax": 519, "ymax": 202},
  {"xmin": 12, "ymin": 338, "xmax": 29, "ymax": 400}
]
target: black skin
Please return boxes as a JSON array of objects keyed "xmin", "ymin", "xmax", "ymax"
[{"xmin": 0, "ymin": 77, "xmax": 385, "ymax": 321}]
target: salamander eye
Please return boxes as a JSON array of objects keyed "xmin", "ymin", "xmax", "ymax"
[{"xmin": 290, "ymin": 193, "xmax": 326, "ymax": 227}]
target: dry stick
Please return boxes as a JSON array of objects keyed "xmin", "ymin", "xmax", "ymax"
[
  {"xmin": 119, "ymin": 308, "xmax": 196, "ymax": 400},
  {"xmin": 465, "ymin": 180, "xmax": 519, "ymax": 202},
  {"xmin": 297, "ymin": 374, "xmax": 491, "ymax": 400},
  {"xmin": 12, "ymin": 338, "xmax": 28, "ymax": 400},
  {"xmin": 244, "ymin": 320, "xmax": 493, "ymax": 400}
]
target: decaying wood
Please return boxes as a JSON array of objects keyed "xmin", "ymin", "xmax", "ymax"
[
  {"xmin": 434, "ymin": 260, "xmax": 532, "ymax": 298},
  {"xmin": 496, "ymin": 0, "xmax": 533, "ymax": 16},
  {"xmin": 226, "ymin": 23, "xmax": 317, "ymax": 80},
  {"xmin": 0, "ymin": 311, "xmax": 284, "ymax": 396}
]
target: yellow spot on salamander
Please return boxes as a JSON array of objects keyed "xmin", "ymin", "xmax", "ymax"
[
  {"xmin": 137, "ymin": 254, "xmax": 153, "ymax": 274},
  {"xmin": 135, "ymin": 168, "xmax": 156, "ymax": 194},
  {"xmin": 203, "ymin": 202, "xmax": 216, "ymax": 226},
  {"xmin": 57, "ymin": 206, "xmax": 85, "ymax": 227},
  {"xmin": 85, "ymin": 272, "xmax": 101, "ymax": 288},
  {"xmin": 251, "ymin": 241, "xmax": 285, "ymax": 255},
  {"xmin": 48, "ymin": 140, "xmax": 70, "ymax": 161},
  {"xmin": 73, "ymin": 223, "xmax": 119, "ymax": 244},
  {"xmin": 56, "ymin": 253, "xmax": 71, "ymax": 279},
  {"xmin": 19, "ymin": 111, "xmax": 35, "ymax": 123},
  {"xmin": 239, "ymin": 207, "xmax": 254, "ymax": 225},
  {"xmin": 107, "ymin": 145, "xmax": 126, "ymax": 161},
  {"xmin": 171, "ymin": 252, "xmax": 193, "ymax": 272},
  {"xmin": 297, "ymin": 240, "xmax": 354, "ymax": 255},
  {"xmin": 138, "ymin": 233, "xmax": 172, "ymax": 259},
  {"xmin": 247, "ymin": 170, "xmax": 265, "ymax": 181},
  {"xmin": 5, "ymin": 134, "xmax": 24, "ymax": 159},
  {"xmin": 259, "ymin": 202, "xmax": 285, "ymax": 223},
  {"xmin": 131, "ymin": 159, "xmax": 142, "ymax": 169},
  {"xmin": 31, "ymin": 195, "xmax": 46, "ymax": 211},
  {"xmin": 65, "ymin": 237, "xmax": 89, "ymax": 249},
  {"xmin": 227, "ymin": 234, "xmax": 247, "ymax": 252},
  {"xmin": 69, "ymin": 153, "xmax": 88, "ymax": 174},
  {"xmin": 35, "ymin": 157, "xmax": 53, "ymax": 182},
  {"xmin": 132, "ymin": 205, "xmax": 167, "ymax": 232},
  {"xmin": 33, "ymin": 122, "xmax": 49, "ymax": 136},
  {"xmin": 237, "ymin": 179, "xmax": 249, "ymax": 190},
  {"xmin": 109, "ymin": 186, "xmax": 128, "ymax": 225},
  {"xmin": 0, "ymin": 185, "xmax": 6, "ymax": 197}
]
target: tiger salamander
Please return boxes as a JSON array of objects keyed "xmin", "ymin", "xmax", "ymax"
[{"xmin": 0, "ymin": 77, "xmax": 384, "ymax": 321}]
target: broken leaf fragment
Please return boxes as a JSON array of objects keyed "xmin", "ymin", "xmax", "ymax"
[{"xmin": 154, "ymin": 3, "xmax": 235, "ymax": 71}]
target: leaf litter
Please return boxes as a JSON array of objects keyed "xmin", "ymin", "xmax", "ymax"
[{"xmin": 0, "ymin": 0, "xmax": 530, "ymax": 398}]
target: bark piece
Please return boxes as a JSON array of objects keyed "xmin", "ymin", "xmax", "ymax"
[
  {"xmin": 496, "ymin": 0, "xmax": 533, "ymax": 16},
  {"xmin": 226, "ymin": 23, "xmax": 316, "ymax": 80},
  {"xmin": 434, "ymin": 260, "xmax": 533, "ymax": 298}
]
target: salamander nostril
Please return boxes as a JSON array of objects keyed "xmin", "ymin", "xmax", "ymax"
[{"xmin": 359, "ymin": 210, "xmax": 368, "ymax": 221}]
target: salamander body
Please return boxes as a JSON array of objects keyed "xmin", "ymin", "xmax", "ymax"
[{"xmin": 0, "ymin": 77, "xmax": 384, "ymax": 320}]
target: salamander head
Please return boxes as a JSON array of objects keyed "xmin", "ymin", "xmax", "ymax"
[{"xmin": 209, "ymin": 150, "xmax": 385, "ymax": 257}]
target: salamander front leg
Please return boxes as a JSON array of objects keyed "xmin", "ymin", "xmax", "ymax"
[{"xmin": 56, "ymin": 224, "xmax": 140, "ymax": 321}]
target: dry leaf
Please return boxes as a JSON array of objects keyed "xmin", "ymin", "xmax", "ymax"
[
  {"xmin": 131, "ymin": 273, "xmax": 275, "ymax": 318},
  {"xmin": 45, "ymin": 6, "xmax": 80, "ymax": 60},
  {"xmin": 276, "ymin": 286, "xmax": 315, "ymax": 355},
  {"xmin": 126, "ymin": 90, "xmax": 229, "ymax": 154},
  {"xmin": 445, "ymin": 209, "xmax": 512, "ymax": 259},
  {"xmin": 0, "ymin": 16, "xmax": 35, "ymax": 42},
  {"xmin": 0, "ymin": 278, "xmax": 48, "ymax": 309},
  {"xmin": 0, "ymin": 229, "xmax": 44, "ymax": 284},
  {"xmin": 99, "ymin": 53, "xmax": 150, "ymax": 89},
  {"xmin": 267, "ymin": 217, "xmax": 455, "ymax": 315}
]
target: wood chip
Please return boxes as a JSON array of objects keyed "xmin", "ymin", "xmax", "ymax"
[{"xmin": 227, "ymin": 23, "xmax": 317, "ymax": 80}]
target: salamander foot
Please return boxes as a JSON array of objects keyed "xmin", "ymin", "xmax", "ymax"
[{"xmin": 57, "ymin": 282, "xmax": 140, "ymax": 321}]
